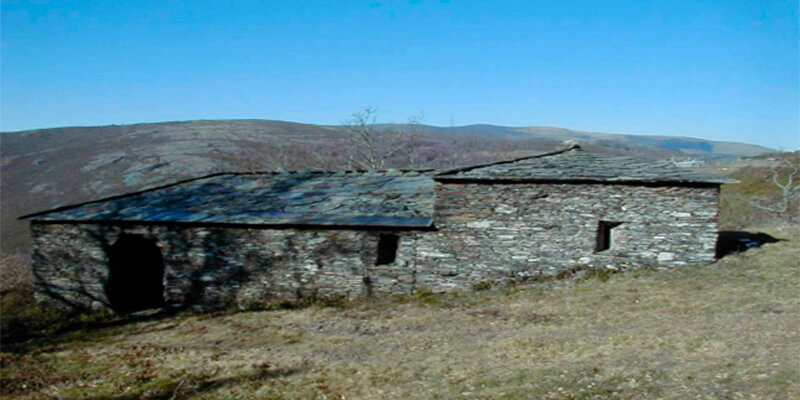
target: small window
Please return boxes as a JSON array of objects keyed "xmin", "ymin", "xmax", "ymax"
[
  {"xmin": 375, "ymin": 234, "xmax": 399, "ymax": 265},
  {"xmin": 596, "ymin": 221, "xmax": 622, "ymax": 252}
]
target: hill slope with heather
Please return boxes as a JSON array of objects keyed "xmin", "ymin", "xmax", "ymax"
[{"xmin": 0, "ymin": 119, "xmax": 774, "ymax": 253}]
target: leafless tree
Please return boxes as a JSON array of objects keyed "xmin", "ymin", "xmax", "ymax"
[
  {"xmin": 234, "ymin": 140, "xmax": 346, "ymax": 172},
  {"xmin": 403, "ymin": 112, "xmax": 426, "ymax": 168},
  {"xmin": 749, "ymin": 158, "xmax": 800, "ymax": 219},
  {"xmin": 343, "ymin": 107, "xmax": 424, "ymax": 170},
  {"xmin": 261, "ymin": 141, "xmax": 291, "ymax": 171}
]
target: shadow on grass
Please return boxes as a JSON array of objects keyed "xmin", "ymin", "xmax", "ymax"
[
  {"xmin": 0, "ymin": 361, "xmax": 305, "ymax": 400},
  {"xmin": 2, "ymin": 286, "xmax": 354, "ymax": 356},
  {"xmin": 80, "ymin": 367, "xmax": 304, "ymax": 400},
  {"xmin": 0, "ymin": 306, "xmax": 187, "ymax": 355},
  {"xmin": 716, "ymin": 231, "xmax": 783, "ymax": 259}
]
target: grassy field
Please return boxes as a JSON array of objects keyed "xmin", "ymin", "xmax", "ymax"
[{"xmin": 1, "ymin": 225, "xmax": 797, "ymax": 399}]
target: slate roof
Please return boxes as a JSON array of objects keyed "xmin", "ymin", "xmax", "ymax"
[
  {"xmin": 23, "ymin": 146, "xmax": 732, "ymax": 227},
  {"xmin": 435, "ymin": 146, "xmax": 734, "ymax": 184},
  {"xmin": 24, "ymin": 171, "xmax": 436, "ymax": 227}
]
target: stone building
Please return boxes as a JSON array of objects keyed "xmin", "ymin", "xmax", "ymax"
[{"xmin": 22, "ymin": 145, "xmax": 731, "ymax": 313}]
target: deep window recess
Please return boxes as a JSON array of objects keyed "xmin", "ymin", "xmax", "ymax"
[
  {"xmin": 596, "ymin": 221, "xmax": 622, "ymax": 252},
  {"xmin": 375, "ymin": 234, "xmax": 399, "ymax": 265},
  {"xmin": 105, "ymin": 233, "xmax": 166, "ymax": 313}
]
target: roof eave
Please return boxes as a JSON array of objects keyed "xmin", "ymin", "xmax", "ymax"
[
  {"xmin": 28, "ymin": 218, "xmax": 436, "ymax": 230},
  {"xmin": 433, "ymin": 176, "xmax": 729, "ymax": 186}
]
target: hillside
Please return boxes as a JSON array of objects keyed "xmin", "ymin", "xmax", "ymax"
[
  {"xmin": 0, "ymin": 119, "xmax": 773, "ymax": 254},
  {"xmin": 374, "ymin": 123, "xmax": 774, "ymax": 159}
]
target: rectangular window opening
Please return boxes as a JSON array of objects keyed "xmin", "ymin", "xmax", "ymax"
[
  {"xmin": 596, "ymin": 221, "xmax": 622, "ymax": 252},
  {"xmin": 376, "ymin": 234, "xmax": 399, "ymax": 265}
]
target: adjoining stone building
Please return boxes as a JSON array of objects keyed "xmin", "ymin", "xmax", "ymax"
[{"xmin": 22, "ymin": 145, "xmax": 731, "ymax": 313}]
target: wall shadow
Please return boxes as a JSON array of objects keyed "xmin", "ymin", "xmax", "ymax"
[
  {"xmin": 1, "ymin": 307, "xmax": 185, "ymax": 354},
  {"xmin": 716, "ymin": 231, "xmax": 782, "ymax": 258},
  {"xmin": 79, "ymin": 366, "xmax": 305, "ymax": 400}
]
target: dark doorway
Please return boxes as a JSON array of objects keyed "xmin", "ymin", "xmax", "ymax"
[
  {"xmin": 106, "ymin": 233, "xmax": 166, "ymax": 313},
  {"xmin": 375, "ymin": 234, "xmax": 399, "ymax": 265}
]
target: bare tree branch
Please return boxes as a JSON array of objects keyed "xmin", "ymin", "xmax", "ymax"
[
  {"xmin": 748, "ymin": 158, "xmax": 800, "ymax": 217},
  {"xmin": 343, "ymin": 107, "xmax": 424, "ymax": 170}
]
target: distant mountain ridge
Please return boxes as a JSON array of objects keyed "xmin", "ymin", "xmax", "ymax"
[
  {"xmin": 369, "ymin": 123, "xmax": 773, "ymax": 159},
  {"xmin": 3, "ymin": 119, "xmax": 773, "ymax": 160},
  {"xmin": 0, "ymin": 119, "xmax": 773, "ymax": 254}
]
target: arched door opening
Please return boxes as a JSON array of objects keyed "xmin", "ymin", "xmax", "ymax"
[{"xmin": 105, "ymin": 233, "xmax": 165, "ymax": 313}]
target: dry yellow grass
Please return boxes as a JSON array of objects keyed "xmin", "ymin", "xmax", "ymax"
[{"xmin": 1, "ymin": 226, "xmax": 798, "ymax": 399}]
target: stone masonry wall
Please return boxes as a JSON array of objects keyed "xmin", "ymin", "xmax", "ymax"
[
  {"xmin": 31, "ymin": 182, "xmax": 719, "ymax": 311},
  {"xmin": 31, "ymin": 224, "xmax": 418, "ymax": 311},
  {"xmin": 410, "ymin": 182, "xmax": 719, "ymax": 291}
]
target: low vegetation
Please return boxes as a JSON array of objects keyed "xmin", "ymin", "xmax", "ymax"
[
  {"xmin": 1, "ymin": 225, "xmax": 797, "ymax": 399},
  {"xmin": 1, "ymin": 254, "xmax": 115, "ymax": 344},
  {"xmin": 1, "ymin": 155, "xmax": 798, "ymax": 399},
  {"xmin": 717, "ymin": 152, "xmax": 800, "ymax": 229}
]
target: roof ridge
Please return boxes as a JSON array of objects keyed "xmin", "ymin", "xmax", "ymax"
[
  {"xmin": 434, "ymin": 146, "xmax": 735, "ymax": 184},
  {"xmin": 231, "ymin": 168, "xmax": 437, "ymax": 175},
  {"xmin": 435, "ymin": 144, "xmax": 581, "ymax": 177}
]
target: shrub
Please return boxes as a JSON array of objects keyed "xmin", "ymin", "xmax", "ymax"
[
  {"xmin": 0, "ymin": 253, "xmax": 62, "ymax": 343},
  {"xmin": 471, "ymin": 281, "xmax": 493, "ymax": 291},
  {"xmin": 0, "ymin": 253, "xmax": 116, "ymax": 346}
]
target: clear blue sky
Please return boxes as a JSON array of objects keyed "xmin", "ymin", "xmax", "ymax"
[{"xmin": 2, "ymin": 0, "xmax": 798, "ymax": 149}]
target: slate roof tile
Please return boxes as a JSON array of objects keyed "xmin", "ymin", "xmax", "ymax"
[
  {"xmin": 435, "ymin": 146, "xmax": 733, "ymax": 184},
  {"xmin": 25, "ymin": 172, "xmax": 436, "ymax": 227}
]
